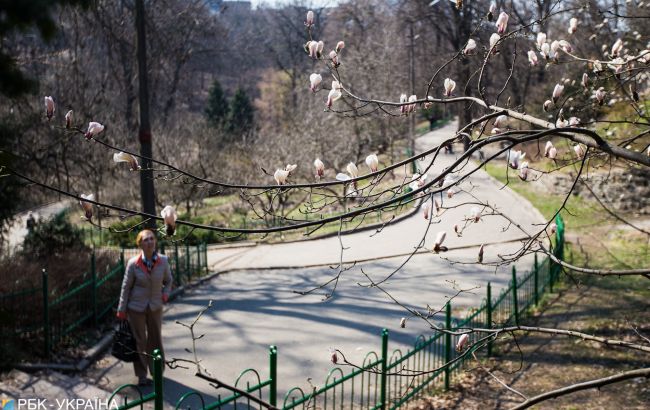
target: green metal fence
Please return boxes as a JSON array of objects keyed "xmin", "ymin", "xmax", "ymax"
[
  {"xmin": 0, "ymin": 243, "xmax": 208, "ymax": 359},
  {"xmin": 114, "ymin": 216, "xmax": 565, "ymax": 409}
]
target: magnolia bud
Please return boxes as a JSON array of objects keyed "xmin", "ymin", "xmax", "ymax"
[
  {"xmin": 443, "ymin": 78, "xmax": 456, "ymax": 97},
  {"xmin": 44, "ymin": 96, "xmax": 55, "ymax": 120},
  {"xmin": 65, "ymin": 110, "xmax": 73, "ymax": 129},
  {"xmin": 85, "ymin": 122, "xmax": 105, "ymax": 139},
  {"xmin": 495, "ymin": 12, "xmax": 509, "ymax": 34},
  {"xmin": 456, "ymin": 334, "xmax": 469, "ymax": 352}
]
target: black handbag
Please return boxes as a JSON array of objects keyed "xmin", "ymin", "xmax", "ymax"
[{"xmin": 111, "ymin": 321, "xmax": 138, "ymax": 362}]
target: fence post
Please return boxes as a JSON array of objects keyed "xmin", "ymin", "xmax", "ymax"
[
  {"xmin": 204, "ymin": 243, "xmax": 208, "ymax": 271},
  {"xmin": 185, "ymin": 243, "xmax": 190, "ymax": 282},
  {"xmin": 512, "ymin": 266, "xmax": 519, "ymax": 326},
  {"xmin": 152, "ymin": 349, "xmax": 163, "ymax": 410},
  {"xmin": 534, "ymin": 254, "xmax": 539, "ymax": 306},
  {"xmin": 269, "ymin": 345, "xmax": 277, "ymax": 407},
  {"xmin": 91, "ymin": 249, "xmax": 97, "ymax": 328},
  {"xmin": 549, "ymin": 254, "xmax": 554, "ymax": 293},
  {"xmin": 444, "ymin": 302, "xmax": 451, "ymax": 391},
  {"xmin": 196, "ymin": 244, "xmax": 201, "ymax": 276},
  {"xmin": 42, "ymin": 269, "xmax": 50, "ymax": 359},
  {"xmin": 174, "ymin": 242, "xmax": 181, "ymax": 287},
  {"xmin": 486, "ymin": 282, "xmax": 492, "ymax": 357},
  {"xmin": 380, "ymin": 328, "xmax": 388, "ymax": 409}
]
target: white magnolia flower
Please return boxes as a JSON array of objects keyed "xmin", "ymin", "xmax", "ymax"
[
  {"xmin": 308, "ymin": 41, "xmax": 318, "ymax": 58},
  {"xmin": 569, "ymin": 117, "xmax": 581, "ymax": 126},
  {"xmin": 79, "ymin": 193, "xmax": 94, "ymax": 220},
  {"xmin": 489, "ymin": 33, "xmax": 500, "ymax": 49},
  {"xmin": 314, "ymin": 158, "xmax": 325, "ymax": 178},
  {"xmin": 552, "ymin": 84, "xmax": 564, "ymax": 104},
  {"xmin": 409, "ymin": 173, "xmax": 428, "ymax": 190},
  {"xmin": 469, "ymin": 206, "xmax": 481, "ymax": 222},
  {"xmin": 568, "ymin": 17, "xmax": 578, "ymax": 34},
  {"xmin": 160, "ymin": 205, "xmax": 178, "ymax": 236},
  {"xmin": 432, "ymin": 231, "xmax": 447, "ymax": 253},
  {"xmin": 495, "ymin": 12, "xmax": 509, "ymax": 34},
  {"xmin": 309, "ymin": 73, "xmax": 322, "ymax": 92},
  {"xmin": 518, "ymin": 161, "xmax": 529, "ymax": 181},
  {"xmin": 408, "ymin": 94, "xmax": 417, "ymax": 112},
  {"xmin": 44, "ymin": 96, "xmax": 55, "ymax": 120},
  {"xmin": 595, "ymin": 88, "xmax": 606, "ymax": 105},
  {"xmin": 346, "ymin": 162, "xmax": 359, "ymax": 178},
  {"xmin": 285, "ymin": 164, "xmax": 297, "ymax": 173},
  {"xmin": 550, "ymin": 41, "xmax": 561, "ymax": 58},
  {"xmin": 365, "ymin": 154, "xmax": 379, "ymax": 172},
  {"xmin": 528, "ymin": 50, "xmax": 538, "ymax": 66},
  {"xmin": 274, "ymin": 169, "xmax": 290, "ymax": 185},
  {"xmin": 327, "ymin": 88, "xmax": 342, "ymax": 108},
  {"xmin": 543, "ymin": 100, "xmax": 553, "ymax": 112},
  {"xmin": 508, "ymin": 150, "xmax": 525, "ymax": 169},
  {"xmin": 544, "ymin": 141, "xmax": 557, "ymax": 159},
  {"xmin": 422, "ymin": 202, "xmax": 431, "ymax": 220},
  {"xmin": 556, "ymin": 117, "xmax": 568, "ymax": 128},
  {"xmin": 400, "ymin": 93, "xmax": 408, "ymax": 114},
  {"xmin": 456, "ymin": 334, "xmax": 469, "ymax": 352},
  {"xmin": 540, "ymin": 42, "xmax": 551, "ymax": 59},
  {"xmin": 581, "ymin": 73, "xmax": 589, "ymax": 89},
  {"xmin": 443, "ymin": 78, "xmax": 456, "ymax": 97},
  {"xmin": 536, "ymin": 32, "xmax": 547, "ymax": 50},
  {"xmin": 335, "ymin": 173, "xmax": 351, "ymax": 182},
  {"xmin": 336, "ymin": 41, "xmax": 345, "ymax": 52},
  {"xmin": 488, "ymin": 2, "xmax": 497, "ymax": 21},
  {"xmin": 113, "ymin": 151, "xmax": 141, "ymax": 171},
  {"xmin": 85, "ymin": 122, "xmax": 105, "ymax": 139},
  {"xmin": 611, "ymin": 38, "xmax": 623, "ymax": 57},
  {"xmin": 329, "ymin": 50, "xmax": 339, "ymax": 66},
  {"xmin": 305, "ymin": 10, "xmax": 314, "ymax": 26},
  {"xmin": 463, "ymin": 38, "xmax": 477, "ymax": 55}
]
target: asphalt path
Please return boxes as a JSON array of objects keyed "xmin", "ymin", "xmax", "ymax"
[{"xmin": 92, "ymin": 121, "xmax": 547, "ymax": 407}]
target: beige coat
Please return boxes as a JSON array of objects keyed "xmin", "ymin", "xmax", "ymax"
[{"xmin": 118, "ymin": 253, "xmax": 173, "ymax": 313}]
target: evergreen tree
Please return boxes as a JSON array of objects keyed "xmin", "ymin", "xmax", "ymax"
[
  {"xmin": 228, "ymin": 87, "xmax": 254, "ymax": 135},
  {"xmin": 205, "ymin": 80, "xmax": 229, "ymax": 128}
]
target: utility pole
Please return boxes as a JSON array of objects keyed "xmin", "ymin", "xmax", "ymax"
[{"xmin": 135, "ymin": 0, "xmax": 156, "ymax": 226}]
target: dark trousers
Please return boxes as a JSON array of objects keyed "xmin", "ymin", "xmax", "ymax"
[{"xmin": 128, "ymin": 306, "xmax": 163, "ymax": 379}]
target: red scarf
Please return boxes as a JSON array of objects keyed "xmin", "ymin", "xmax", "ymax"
[{"xmin": 136, "ymin": 253, "xmax": 159, "ymax": 274}]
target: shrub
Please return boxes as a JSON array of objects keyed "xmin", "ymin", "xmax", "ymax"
[{"xmin": 22, "ymin": 211, "xmax": 88, "ymax": 258}]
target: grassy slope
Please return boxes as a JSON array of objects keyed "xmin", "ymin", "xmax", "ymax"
[{"xmin": 415, "ymin": 160, "xmax": 650, "ymax": 409}]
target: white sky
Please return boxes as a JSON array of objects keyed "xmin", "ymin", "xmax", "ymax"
[{"xmin": 232, "ymin": 0, "xmax": 341, "ymax": 10}]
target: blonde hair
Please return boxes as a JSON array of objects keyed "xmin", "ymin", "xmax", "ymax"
[{"xmin": 135, "ymin": 229, "xmax": 156, "ymax": 247}]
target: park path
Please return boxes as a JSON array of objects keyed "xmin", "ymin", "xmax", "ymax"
[
  {"xmin": 90, "ymin": 122, "xmax": 549, "ymax": 408},
  {"xmin": 206, "ymin": 120, "xmax": 546, "ymax": 272}
]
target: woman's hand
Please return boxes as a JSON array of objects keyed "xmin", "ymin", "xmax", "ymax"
[{"xmin": 116, "ymin": 311, "xmax": 127, "ymax": 320}]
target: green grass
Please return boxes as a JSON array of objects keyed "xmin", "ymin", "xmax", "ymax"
[{"xmin": 482, "ymin": 161, "xmax": 602, "ymax": 230}]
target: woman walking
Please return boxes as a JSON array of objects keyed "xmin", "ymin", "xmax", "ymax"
[{"xmin": 117, "ymin": 229, "xmax": 173, "ymax": 386}]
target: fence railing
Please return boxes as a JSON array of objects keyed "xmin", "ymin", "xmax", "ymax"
[
  {"xmin": 0, "ymin": 243, "xmax": 208, "ymax": 359},
  {"xmin": 112, "ymin": 215, "xmax": 565, "ymax": 409}
]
